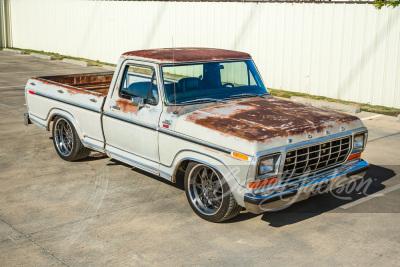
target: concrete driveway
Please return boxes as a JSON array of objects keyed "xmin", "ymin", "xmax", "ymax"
[{"xmin": 0, "ymin": 51, "xmax": 399, "ymax": 266}]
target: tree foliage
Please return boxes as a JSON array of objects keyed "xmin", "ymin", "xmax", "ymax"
[{"xmin": 374, "ymin": 0, "xmax": 400, "ymax": 8}]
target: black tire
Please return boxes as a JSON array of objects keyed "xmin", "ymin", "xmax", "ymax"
[
  {"xmin": 52, "ymin": 116, "xmax": 90, "ymax": 161},
  {"xmin": 184, "ymin": 162, "xmax": 242, "ymax": 223}
]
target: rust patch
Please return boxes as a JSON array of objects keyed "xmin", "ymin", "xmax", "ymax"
[
  {"xmin": 116, "ymin": 98, "xmax": 139, "ymax": 114},
  {"xmin": 33, "ymin": 72, "xmax": 113, "ymax": 96},
  {"xmin": 32, "ymin": 78, "xmax": 103, "ymax": 97},
  {"xmin": 122, "ymin": 48, "xmax": 251, "ymax": 63},
  {"xmin": 186, "ymin": 97, "xmax": 360, "ymax": 142}
]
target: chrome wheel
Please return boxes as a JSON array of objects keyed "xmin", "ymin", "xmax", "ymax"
[
  {"xmin": 188, "ymin": 165, "xmax": 223, "ymax": 215},
  {"xmin": 54, "ymin": 118, "xmax": 74, "ymax": 156}
]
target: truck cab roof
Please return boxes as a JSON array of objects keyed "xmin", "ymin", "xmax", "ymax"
[{"xmin": 121, "ymin": 48, "xmax": 251, "ymax": 63}]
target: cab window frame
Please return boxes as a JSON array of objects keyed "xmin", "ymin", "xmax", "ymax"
[{"xmin": 119, "ymin": 63, "xmax": 160, "ymax": 106}]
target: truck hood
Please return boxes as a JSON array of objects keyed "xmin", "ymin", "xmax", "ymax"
[{"xmin": 174, "ymin": 97, "xmax": 364, "ymax": 155}]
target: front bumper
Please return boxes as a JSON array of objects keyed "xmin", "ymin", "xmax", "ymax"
[{"xmin": 244, "ymin": 159, "xmax": 370, "ymax": 214}]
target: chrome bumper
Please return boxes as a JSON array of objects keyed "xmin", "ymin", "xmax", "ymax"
[{"xmin": 244, "ymin": 159, "xmax": 370, "ymax": 214}]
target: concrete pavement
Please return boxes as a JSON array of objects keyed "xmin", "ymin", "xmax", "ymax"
[{"xmin": 0, "ymin": 51, "xmax": 399, "ymax": 266}]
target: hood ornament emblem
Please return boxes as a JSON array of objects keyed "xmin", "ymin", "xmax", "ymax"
[
  {"xmin": 340, "ymin": 127, "xmax": 345, "ymax": 132},
  {"xmin": 325, "ymin": 130, "xmax": 330, "ymax": 135},
  {"xmin": 288, "ymin": 139, "xmax": 293, "ymax": 144},
  {"xmin": 308, "ymin": 134, "xmax": 312, "ymax": 139}
]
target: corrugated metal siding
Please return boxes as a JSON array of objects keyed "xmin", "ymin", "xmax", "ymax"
[
  {"xmin": 0, "ymin": 0, "xmax": 11, "ymax": 48},
  {"xmin": 7, "ymin": 0, "xmax": 400, "ymax": 108}
]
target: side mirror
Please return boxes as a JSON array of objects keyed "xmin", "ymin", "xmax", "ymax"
[{"xmin": 131, "ymin": 97, "xmax": 144, "ymax": 108}]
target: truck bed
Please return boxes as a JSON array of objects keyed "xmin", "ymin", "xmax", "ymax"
[
  {"xmin": 35, "ymin": 72, "xmax": 114, "ymax": 95},
  {"xmin": 26, "ymin": 72, "xmax": 114, "ymax": 149}
]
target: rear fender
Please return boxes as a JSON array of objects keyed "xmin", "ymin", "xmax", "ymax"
[{"xmin": 47, "ymin": 109, "xmax": 85, "ymax": 140}]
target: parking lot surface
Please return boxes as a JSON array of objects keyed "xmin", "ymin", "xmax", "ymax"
[{"xmin": 0, "ymin": 51, "xmax": 399, "ymax": 266}]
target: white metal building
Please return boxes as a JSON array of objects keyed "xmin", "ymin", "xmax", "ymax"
[{"xmin": 1, "ymin": 0, "xmax": 399, "ymax": 108}]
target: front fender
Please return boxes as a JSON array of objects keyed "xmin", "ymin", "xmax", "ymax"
[{"xmin": 168, "ymin": 150, "xmax": 251, "ymax": 207}]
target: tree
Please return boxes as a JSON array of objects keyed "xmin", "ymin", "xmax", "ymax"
[{"xmin": 374, "ymin": 0, "xmax": 400, "ymax": 8}]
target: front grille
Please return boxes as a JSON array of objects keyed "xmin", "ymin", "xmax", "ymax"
[{"xmin": 282, "ymin": 136, "xmax": 351, "ymax": 181}]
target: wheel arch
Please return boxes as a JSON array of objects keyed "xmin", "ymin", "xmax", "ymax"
[
  {"xmin": 47, "ymin": 109, "xmax": 85, "ymax": 140},
  {"xmin": 169, "ymin": 150, "xmax": 247, "ymax": 207}
]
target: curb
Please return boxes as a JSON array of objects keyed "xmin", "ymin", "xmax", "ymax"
[
  {"xmin": 62, "ymin": 58, "xmax": 91, "ymax": 67},
  {"xmin": 30, "ymin": 53, "xmax": 54, "ymax": 60},
  {"xmin": 3, "ymin": 48, "xmax": 25, "ymax": 54},
  {"xmin": 102, "ymin": 65, "xmax": 116, "ymax": 71},
  {"xmin": 290, "ymin": 96, "xmax": 360, "ymax": 114}
]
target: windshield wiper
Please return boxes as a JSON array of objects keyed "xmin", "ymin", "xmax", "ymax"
[
  {"xmin": 226, "ymin": 93, "xmax": 270, "ymax": 100},
  {"xmin": 181, "ymin": 98, "xmax": 227, "ymax": 105}
]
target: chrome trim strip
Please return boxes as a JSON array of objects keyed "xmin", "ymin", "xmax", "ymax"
[
  {"xmin": 82, "ymin": 140, "xmax": 104, "ymax": 152},
  {"xmin": 159, "ymin": 170, "xmax": 172, "ymax": 181},
  {"xmin": 158, "ymin": 128, "xmax": 232, "ymax": 154},
  {"xmin": 34, "ymin": 92, "xmax": 101, "ymax": 113},
  {"xmin": 106, "ymin": 143, "xmax": 160, "ymax": 164},
  {"xmin": 103, "ymin": 112, "xmax": 157, "ymax": 131},
  {"xmin": 84, "ymin": 135, "xmax": 104, "ymax": 143},
  {"xmin": 103, "ymin": 112, "xmax": 232, "ymax": 154},
  {"xmin": 108, "ymin": 150, "xmax": 159, "ymax": 175},
  {"xmin": 30, "ymin": 117, "xmax": 47, "ymax": 130}
]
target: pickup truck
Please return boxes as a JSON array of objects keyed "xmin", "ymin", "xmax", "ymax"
[{"xmin": 24, "ymin": 48, "xmax": 369, "ymax": 222}]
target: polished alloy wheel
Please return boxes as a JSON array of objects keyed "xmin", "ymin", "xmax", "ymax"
[
  {"xmin": 54, "ymin": 118, "xmax": 74, "ymax": 156},
  {"xmin": 188, "ymin": 165, "xmax": 223, "ymax": 215}
]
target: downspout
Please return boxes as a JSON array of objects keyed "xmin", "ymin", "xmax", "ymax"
[
  {"xmin": 0, "ymin": 0, "xmax": 4, "ymax": 48},
  {"xmin": 0, "ymin": 0, "xmax": 11, "ymax": 48}
]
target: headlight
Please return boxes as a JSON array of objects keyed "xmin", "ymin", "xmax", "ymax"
[
  {"xmin": 258, "ymin": 154, "xmax": 281, "ymax": 176},
  {"xmin": 352, "ymin": 132, "xmax": 367, "ymax": 153},
  {"xmin": 354, "ymin": 135, "xmax": 364, "ymax": 149}
]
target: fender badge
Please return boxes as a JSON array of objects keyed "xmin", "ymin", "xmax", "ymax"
[
  {"xmin": 288, "ymin": 139, "xmax": 293, "ymax": 143},
  {"xmin": 340, "ymin": 127, "xmax": 345, "ymax": 132},
  {"xmin": 162, "ymin": 120, "xmax": 172, "ymax": 126},
  {"xmin": 308, "ymin": 134, "xmax": 312, "ymax": 138},
  {"xmin": 325, "ymin": 130, "xmax": 330, "ymax": 135}
]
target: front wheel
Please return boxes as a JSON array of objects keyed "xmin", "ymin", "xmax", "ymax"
[
  {"xmin": 52, "ymin": 116, "xmax": 90, "ymax": 161},
  {"xmin": 184, "ymin": 162, "xmax": 242, "ymax": 222}
]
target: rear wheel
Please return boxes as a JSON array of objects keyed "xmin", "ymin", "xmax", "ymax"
[
  {"xmin": 52, "ymin": 116, "xmax": 90, "ymax": 161},
  {"xmin": 184, "ymin": 162, "xmax": 242, "ymax": 222}
]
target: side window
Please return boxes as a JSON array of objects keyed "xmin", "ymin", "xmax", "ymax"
[{"xmin": 120, "ymin": 65, "xmax": 159, "ymax": 105}]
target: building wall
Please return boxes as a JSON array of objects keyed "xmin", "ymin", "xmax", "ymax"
[
  {"xmin": 7, "ymin": 0, "xmax": 400, "ymax": 108},
  {"xmin": 0, "ymin": 0, "xmax": 12, "ymax": 48}
]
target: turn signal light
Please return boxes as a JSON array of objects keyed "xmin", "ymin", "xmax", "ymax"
[
  {"xmin": 347, "ymin": 152, "xmax": 361, "ymax": 161},
  {"xmin": 28, "ymin": 90, "xmax": 35, "ymax": 94},
  {"xmin": 249, "ymin": 177, "xmax": 278, "ymax": 189},
  {"xmin": 232, "ymin": 152, "xmax": 249, "ymax": 161}
]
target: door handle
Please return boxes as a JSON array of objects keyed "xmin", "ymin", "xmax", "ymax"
[
  {"xmin": 57, "ymin": 90, "xmax": 64, "ymax": 94},
  {"xmin": 111, "ymin": 106, "xmax": 120, "ymax": 110}
]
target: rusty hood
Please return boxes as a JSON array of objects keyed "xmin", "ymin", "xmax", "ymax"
[{"xmin": 174, "ymin": 97, "xmax": 364, "ymax": 155}]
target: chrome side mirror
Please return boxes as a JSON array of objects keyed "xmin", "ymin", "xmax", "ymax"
[{"xmin": 131, "ymin": 97, "xmax": 144, "ymax": 108}]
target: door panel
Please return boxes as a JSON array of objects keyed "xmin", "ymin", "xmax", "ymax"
[{"xmin": 103, "ymin": 62, "xmax": 162, "ymax": 171}]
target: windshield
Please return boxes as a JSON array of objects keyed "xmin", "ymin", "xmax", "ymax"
[{"xmin": 162, "ymin": 60, "xmax": 268, "ymax": 105}]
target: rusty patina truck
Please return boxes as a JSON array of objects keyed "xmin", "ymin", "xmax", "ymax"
[{"xmin": 24, "ymin": 48, "xmax": 369, "ymax": 222}]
